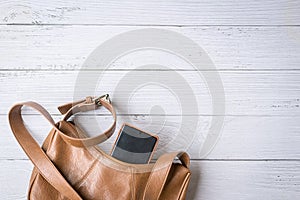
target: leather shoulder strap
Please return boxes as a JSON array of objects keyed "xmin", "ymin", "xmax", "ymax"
[
  {"xmin": 143, "ymin": 152, "xmax": 190, "ymax": 200},
  {"xmin": 8, "ymin": 96, "xmax": 116, "ymax": 199},
  {"xmin": 8, "ymin": 102, "xmax": 82, "ymax": 200}
]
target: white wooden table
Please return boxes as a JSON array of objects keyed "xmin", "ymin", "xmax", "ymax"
[{"xmin": 0, "ymin": 1, "xmax": 300, "ymax": 199}]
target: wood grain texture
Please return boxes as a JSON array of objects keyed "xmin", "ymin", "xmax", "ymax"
[
  {"xmin": 0, "ymin": 71, "xmax": 300, "ymax": 115},
  {"xmin": 2, "ymin": 115, "xmax": 300, "ymax": 160},
  {"xmin": 0, "ymin": 26, "xmax": 300, "ymax": 70},
  {"xmin": 0, "ymin": 160, "xmax": 299, "ymax": 200},
  {"xmin": 0, "ymin": 0, "xmax": 299, "ymax": 25},
  {"xmin": 1, "ymin": 1, "xmax": 300, "ymax": 199}
]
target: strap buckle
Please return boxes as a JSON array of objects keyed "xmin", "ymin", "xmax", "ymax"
[{"xmin": 94, "ymin": 94, "xmax": 111, "ymax": 106}]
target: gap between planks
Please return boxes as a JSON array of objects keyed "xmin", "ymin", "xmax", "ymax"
[{"xmin": 2, "ymin": 24, "xmax": 300, "ymax": 27}]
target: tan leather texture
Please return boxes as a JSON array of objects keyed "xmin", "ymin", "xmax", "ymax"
[{"xmin": 8, "ymin": 96, "xmax": 191, "ymax": 200}]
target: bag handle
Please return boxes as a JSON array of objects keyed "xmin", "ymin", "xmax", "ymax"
[
  {"xmin": 9, "ymin": 101, "xmax": 83, "ymax": 200},
  {"xmin": 143, "ymin": 152, "xmax": 190, "ymax": 200},
  {"xmin": 8, "ymin": 96, "xmax": 115, "ymax": 200}
]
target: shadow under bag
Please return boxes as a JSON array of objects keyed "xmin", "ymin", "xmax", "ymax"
[{"xmin": 8, "ymin": 95, "xmax": 191, "ymax": 200}]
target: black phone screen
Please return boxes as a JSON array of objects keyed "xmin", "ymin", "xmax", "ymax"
[{"xmin": 111, "ymin": 124, "xmax": 158, "ymax": 164}]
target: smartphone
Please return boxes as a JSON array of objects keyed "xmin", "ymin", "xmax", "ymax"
[{"xmin": 111, "ymin": 123, "xmax": 159, "ymax": 164}]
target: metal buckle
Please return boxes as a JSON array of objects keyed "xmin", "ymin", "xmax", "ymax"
[{"xmin": 94, "ymin": 94, "xmax": 111, "ymax": 106}]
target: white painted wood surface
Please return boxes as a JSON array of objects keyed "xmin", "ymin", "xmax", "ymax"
[
  {"xmin": 1, "ymin": 26, "xmax": 300, "ymax": 70},
  {"xmin": 0, "ymin": 1, "xmax": 300, "ymax": 200},
  {"xmin": 1, "ymin": 71, "xmax": 300, "ymax": 115},
  {"xmin": 0, "ymin": 0, "xmax": 300, "ymax": 25}
]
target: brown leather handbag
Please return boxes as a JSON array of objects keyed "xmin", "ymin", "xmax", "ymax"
[{"xmin": 8, "ymin": 95, "xmax": 191, "ymax": 200}]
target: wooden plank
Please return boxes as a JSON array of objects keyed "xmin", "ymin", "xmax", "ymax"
[
  {"xmin": 1, "ymin": 71, "xmax": 300, "ymax": 116},
  {"xmin": 1, "ymin": 26, "xmax": 300, "ymax": 70},
  {"xmin": 0, "ymin": 1, "xmax": 299, "ymax": 25},
  {"xmin": 2, "ymin": 115, "xmax": 300, "ymax": 160},
  {"xmin": 1, "ymin": 159, "xmax": 299, "ymax": 199}
]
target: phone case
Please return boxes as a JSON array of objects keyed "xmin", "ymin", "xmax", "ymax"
[{"xmin": 110, "ymin": 123, "xmax": 159, "ymax": 164}]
